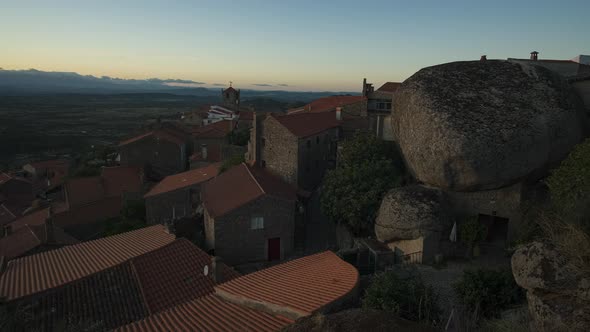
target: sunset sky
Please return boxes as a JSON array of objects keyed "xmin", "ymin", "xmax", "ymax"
[{"xmin": 1, "ymin": 0, "xmax": 589, "ymax": 91}]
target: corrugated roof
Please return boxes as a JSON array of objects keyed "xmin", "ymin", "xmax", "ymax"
[
  {"xmin": 116, "ymin": 294, "xmax": 292, "ymax": 332},
  {"xmin": 216, "ymin": 251, "xmax": 359, "ymax": 317},
  {"xmin": 0, "ymin": 225, "xmax": 41, "ymax": 259},
  {"xmin": 131, "ymin": 239, "xmax": 217, "ymax": 314},
  {"xmin": 273, "ymin": 110, "xmax": 341, "ymax": 138},
  {"xmin": 377, "ymin": 82, "xmax": 402, "ymax": 93},
  {"xmin": 202, "ymin": 163, "xmax": 296, "ymax": 218},
  {"xmin": 0, "ymin": 225, "xmax": 175, "ymax": 301},
  {"xmin": 145, "ymin": 163, "xmax": 219, "ymax": 198}
]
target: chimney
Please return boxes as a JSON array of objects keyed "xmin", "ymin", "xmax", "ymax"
[
  {"xmin": 211, "ymin": 256, "xmax": 224, "ymax": 283},
  {"xmin": 201, "ymin": 144, "xmax": 208, "ymax": 160},
  {"xmin": 336, "ymin": 107, "xmax": 342, "ymax": 121},
  {"xmin": 530, "ymin": 51, "xmax": 539, "ymax": 61},
  {"xmin": 480, "ymin": 55, "xmax": 487, "ymax": 61}
]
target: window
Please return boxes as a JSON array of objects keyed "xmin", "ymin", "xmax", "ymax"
[{"xmin": 251, "ymin": 216, "xmax": 264, "ymax": 230}]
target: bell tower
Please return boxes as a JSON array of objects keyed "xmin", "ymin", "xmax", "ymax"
[{"xmin": 221, "ymin": 81, "xmax": 240, "ymax": 110}]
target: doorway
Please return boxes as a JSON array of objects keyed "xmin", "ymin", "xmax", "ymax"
[
  {"xmin": 478, "ymin": 214, "xmax": 509, "ymax": 246},
  {"xmin": 268, "ymin": 237, "xmax": 281, "ymax": 261}
]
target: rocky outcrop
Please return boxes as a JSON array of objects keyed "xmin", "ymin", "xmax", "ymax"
[
  {"xmin": 393, "ymin": 60, "xmax": 586, "ymax": 191},
  {"xmin": 511, "ymin": 242, "xmax": 590, "ymax": 331},
  {"xmin": 375, "ymin": 185, "xmax": 450, "ymax": 242}
]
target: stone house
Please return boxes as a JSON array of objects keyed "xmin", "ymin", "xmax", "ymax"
[
  {"xmin": 52, "ymin": 166, "xmax": 144, "ymax": 240},
  {"xmin": 201, "ymin": 162, "xmax": 297, "ymax": 265},
  {"xmin": 247, "ymin": 111, "xmax": 340, "ymax": 191},
  {"xmin": 287, "ymin": 95, "xmax": 368, "ymax": 138},
  {"xmin": 119, "ymin": 129, "xmax": 188, "ymax": 179},
  {"xmin": 362, "ymin": 79, "xmax": 401, "ymax": 140},
  {"xmin": 144, "ymin": 163, "xmax": 220, "ymax": 225}
]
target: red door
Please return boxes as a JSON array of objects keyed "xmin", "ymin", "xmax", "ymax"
[{"xmin": 268, "ymin": 238, "xmax": 281, "ymax": 261}]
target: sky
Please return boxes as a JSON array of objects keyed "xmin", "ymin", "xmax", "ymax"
[{"xmin": 1, "ymin": 0, "xmax": 589, "ymax": 92}]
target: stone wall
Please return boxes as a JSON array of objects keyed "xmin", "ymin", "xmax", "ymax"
[
  {"xmin": 340, "ymin": 100, "xmax": 369, "ymax": 138},
  {"xmin": 445, "ymin": 182, "xmax": 523, "ymax": 240},
  {"xmin": 296, "ymin": 127, "xmax": 339, "ymax": 190},
  {"xmin": 145, "ymin": 186, "xmax": 201, "ymax": 224},
  {"xmin": 572, "ymin": 80, "xmax": 590, "ymax": 114},
  {"xmin": 261, "ymin": 116, "xmax": 299, "ymax": 186},
  {"xmin": 120, "ymin": 137, "xmax": 185, "ymax": 178},
  {"xmin": 204, "ymin": 195, "xmax": 295, "ymax": 266}
]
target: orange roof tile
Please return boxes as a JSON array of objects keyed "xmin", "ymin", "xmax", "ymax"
[
  {"xmin": 216, "ymin": 251, "xmax": 359, "ymax": 317},
  {"xmin": 145, "ymin": 163, "xmax": 219, "ymax": 198},
  {"xmin": 64, "ymin": 176, "xmax": 105, "ymax": 207},
  {"xmin": 116, "ymin": 294, "xmax": 292, "ymax": 332},
  {"xmin": 192, "ymin": 120, "xmax": 236, "ymax": 139},
  {"xmin": 0, "ymin": 225, "xmax": 42, "ymax": 259},
  {"xmin": 8, "ymin": 207, "xmax": 50, "ymax": 231},
  {"xmin": 131, "ymin": 239, "xmax": 217, "ymax": 314},
  {"xmin": 0, "ymin": 225, "xmax": 175, "ymax": 301},
  {"xmin": 377, "ymin": 82, "xmax": 402, "ymax": 93},
  {"xmin": 102, "ymin": 166, "xmax": 143, "ymax": 197},
  {"xmin": 304, "ymin": 95, "xmax": 366, "ymax": 113},
  {"xmin": 273, "ymin": 110, "xmax": 341, "ymax": 138},
  {"xmin": 202, "ymin": 163, "xmax": 296, "ymax": 218}
]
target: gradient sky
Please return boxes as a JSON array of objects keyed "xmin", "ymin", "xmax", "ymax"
[{"xmin": 1, "ymin": 0, "xmax": 589, "ymax": 91}]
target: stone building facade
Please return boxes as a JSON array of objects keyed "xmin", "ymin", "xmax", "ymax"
[
  {"xmin": 201, "ymin": 163, "xmax": 297, "ymax": 266},
  {"xmin": 362, "ymin": 79, "xmax": 401, "ymax": 141},
  {"xmin": 144, "ymin": 164, "xmax": 219, "ymax": 225},
  {"xmin": 247, "ymin": 112, "xmax": 339, "ymax": 190},
  {"xmin": 119, "ymin": 130, "xmax": 187, "ymax": 179}
]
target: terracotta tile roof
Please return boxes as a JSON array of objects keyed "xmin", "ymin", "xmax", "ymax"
[
  {"xmin": 216, "ymin": 251, "xmax": 359, "ymax": 317},
  {"xmin": 192, "ymin": 119, "xmax": 236, "ymax": 139},
  {"xmin": 0, "ymin": 172, "xmax": 11, "ymax": 185},
  {"xmin": 0, "ymin": 223, "xmax": 79, "ymax": 260},
  {"xmin": 0, "ymin": 204, "xmax": 16, "ymax": 226},
  {"xmin": 102, "ymin": 166, "xmax": 143, "ymax": 197},
  {"xmin": 131, "ymin": 239, "xmax": 217, "ymax": 314},
  {"xmin": 224, "ymin": 86, "xmax": 238, "ymax": 94},
  {"xmin": 377, "ymin": 82, "xmax": 402, "ymax": 93},
  {"xmin": 273, "ymin": 110, "xmax": 341, "ymax": 138},
  {"xmin": 7, "ymin": 207, "xmax": 50, "ymax": 231},
  {"xmin": 300, "ymin": 95, "xmax": 366, "ymax": 114},
  {"xmin": 0, "ymin": 225, "xmax": 175, "ymax": 301},
  {"xmin": 117, "ymin": 294, "xmax": 292, "ymax": 332},
  {"xmin": 145, "ymin": 163, "xmax": 220, "ymax": 198},
  {"xmin": 119, "ymin": 130, "xmax": 186, "ymax": 147},
  {"xmin": 64, "ymin": 176, "xmax": 105, "ymax": 207},
  {"xmin": 31, "ymin": 262, "xmax": 148, "ymax": 331},
  {"xmin": 202, "ymin": 163, "xmax": 296, "ymax": 218}
]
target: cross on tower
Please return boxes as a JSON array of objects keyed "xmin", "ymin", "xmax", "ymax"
[{"xmin": 229, "ymin": 81, "xmax": 233, "ymax": 87}]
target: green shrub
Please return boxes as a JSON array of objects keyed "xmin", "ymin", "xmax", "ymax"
[
  {"xmin": 363, "ymin": 272, "xmax": 441, "ymax": 325},
  {"xmin": 321, "ymin": 133, "xmax": 404, "ymax": 235},
  {"xmin": 219, "ymin": 154, "xmax": 245, "ymax": 173},
  {"xmin": 459, "ymin": 216, "xmax": 488, "ymax": 248},
  {"xmin": 453, "ymin": 269, "xmax": 524, "ymax": 318}
]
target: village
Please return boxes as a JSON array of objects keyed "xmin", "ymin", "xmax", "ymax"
[{"xmin": 1, "ymin": 52, "xmax": 590, "ymax": 331}]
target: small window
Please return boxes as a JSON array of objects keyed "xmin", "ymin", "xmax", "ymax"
[
  {"xmin": 307, "ymin": 140, "xmax": 311, "ymax": 148},
  {"xmin": 251, "ymin": 216, "xmax": 264, "ymax": 230}
]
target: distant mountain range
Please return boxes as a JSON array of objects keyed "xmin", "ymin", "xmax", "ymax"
[{"xmin": 0, "ymin": 69, "xmax": 358, "ymax": 102}]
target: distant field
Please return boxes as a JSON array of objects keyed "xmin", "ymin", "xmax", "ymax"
[{"xmin": 0, "ymin": 94, "xmax": 304, "ymax": 169}]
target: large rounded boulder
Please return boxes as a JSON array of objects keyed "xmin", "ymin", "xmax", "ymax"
[
  {"xmin": 393, "ymin": 60, "xmax": 586, "ymax": 191},
  {"xmin": 375, "ymin": 185, "xmax": 450, "ymax": 242}
]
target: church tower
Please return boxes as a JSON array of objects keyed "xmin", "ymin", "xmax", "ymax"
[{"xmin": 221, "ymin": 82, "xmax": 240, "ymax": 110}]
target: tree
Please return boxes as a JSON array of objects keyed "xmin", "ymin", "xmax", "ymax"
[
  {"xmin": 363, "ymin": 271, "xmax": 441, "ymax": 325},
  {"xmin": 219, "ymin": 154, "xmax": 245, "ymax": 173},
  {"xmin": 545, "ymin": 138, "xmax": 590, "ymax": 230},
  {"xmin": 453, "ymin": 268, "xmax": 524, "ymax": 319},
  {"xmin": 103, "ymin": 200, "xmax": 146, "ymax": 236},
  {"xmin": 321, "ymin": 133, "xmax": 404, "ymax": 235},
  {"xmin": 226, "ymin": 127, "xmax": 250, "ymax": 146}
]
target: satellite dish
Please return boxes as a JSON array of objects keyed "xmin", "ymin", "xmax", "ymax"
[{"xmin": 203, "ymin": 265, "xmax": 209, "ymax": 276}]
